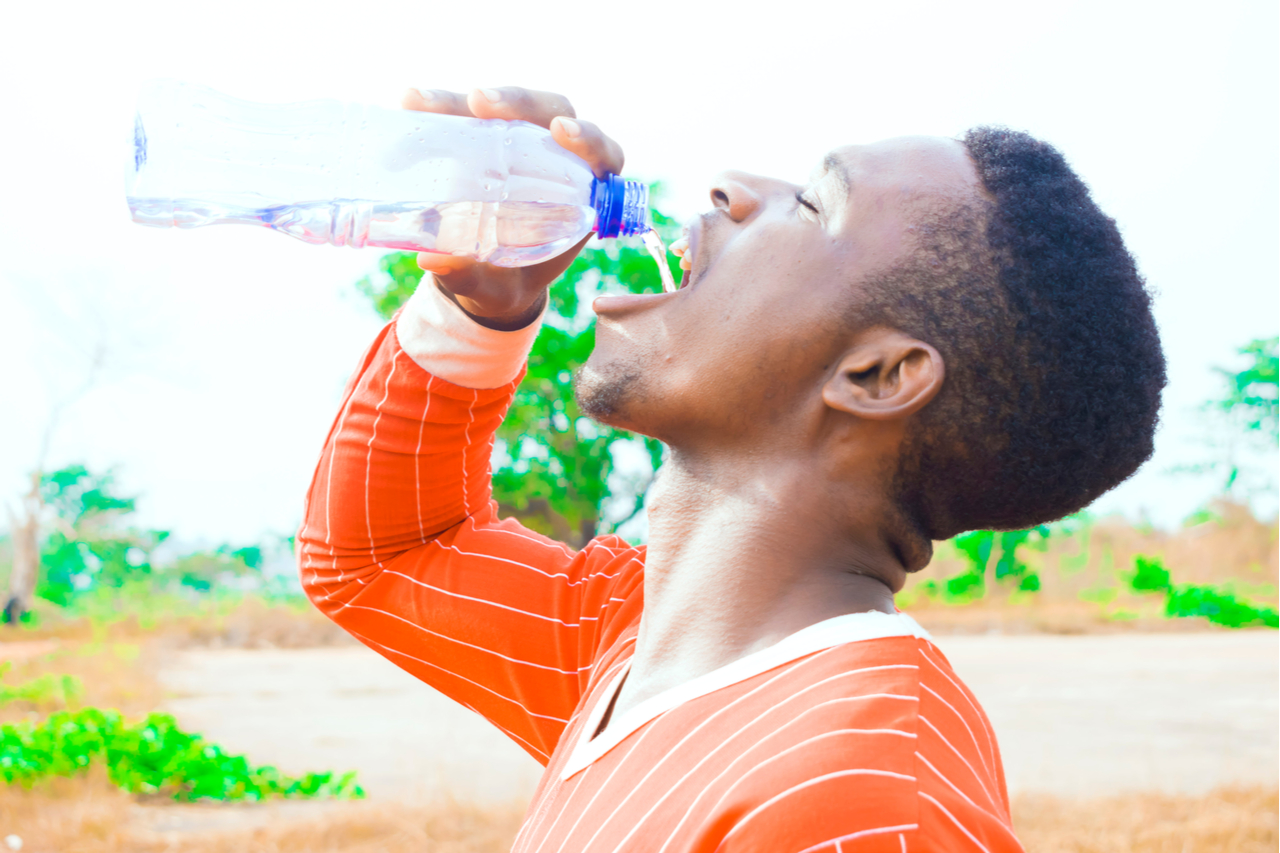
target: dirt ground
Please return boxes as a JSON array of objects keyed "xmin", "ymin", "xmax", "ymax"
[
  {"xmin": 935, "ymin": 630, "xmax": 1277, "ymax": 796},
  {"xmin": 156, "ymin": 629, "xmax": 1278, "ymax": 812},
  {"xmin": 0, "ymin": 628, "xmax": 1273, "ymax": 850}
]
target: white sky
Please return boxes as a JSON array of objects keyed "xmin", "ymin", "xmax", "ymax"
[{"xmin": 0, "ymin": 0, "xmax": 1276, "ymax": 546}]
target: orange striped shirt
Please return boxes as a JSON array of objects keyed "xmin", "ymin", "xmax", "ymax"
[{"xmin": 299, "ymin": 306, "xmax": 1024, "ymax": 852}]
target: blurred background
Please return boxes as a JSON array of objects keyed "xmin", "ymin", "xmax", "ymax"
[{"xmin": 0, "ymin": 0, "xmax": 1275, "ymax": 850}]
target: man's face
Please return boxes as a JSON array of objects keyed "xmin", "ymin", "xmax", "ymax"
[{"xmin": 576, "ymin": 136, "xmax": 983, "ymax": 447}]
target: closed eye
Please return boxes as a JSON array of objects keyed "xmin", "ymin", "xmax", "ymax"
[{"xmin": 795, "ymin": 190, "xmax": 819, "ymax": 213}]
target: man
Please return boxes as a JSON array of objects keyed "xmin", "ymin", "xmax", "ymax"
[{"xmin": 299, "ymin": 85, "xmax": 1165, "ymax": 852}]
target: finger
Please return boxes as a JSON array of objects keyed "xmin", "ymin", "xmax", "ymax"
[
  {"xmin": 401, "ymin": 88, "xmax": 474, "ymax": 117},
  {"xmin": 416, "ymin": 252, "xmax": 474, "ymax": 275},
  {"xmin": 550, "ymin": 117, "xmax": 625, "ymax": 177},
  {"xmin": 466, "ymin": 87, "xmax": 576, "ymax": 129}
]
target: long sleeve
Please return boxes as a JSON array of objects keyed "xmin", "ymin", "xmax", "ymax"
[{"xmin": 297, "ymin": 282, "xmax": 645, "ymax": 765}]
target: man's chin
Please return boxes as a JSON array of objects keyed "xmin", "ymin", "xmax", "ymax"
[{"xmin": 573, "ymin": 362, "xmax": 641, "ymax": 430}]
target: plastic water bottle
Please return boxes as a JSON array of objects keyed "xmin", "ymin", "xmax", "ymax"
[{"xmin": 126, "ymin": 80, "xmax": 650, "ymax": 267}]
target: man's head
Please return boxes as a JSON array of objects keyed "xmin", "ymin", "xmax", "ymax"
[{"xmin": 577, "ymin": 127, "xmax": 1165, "ymax": 551}]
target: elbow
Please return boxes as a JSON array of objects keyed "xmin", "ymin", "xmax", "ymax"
[{"xmin": 294, "ymin": 525, "xmax": 370, "ymax": 617}]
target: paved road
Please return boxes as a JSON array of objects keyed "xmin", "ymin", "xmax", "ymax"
[{"xmin": 159, "ymin": 630, "xmax": 1277, "ymax": 804}]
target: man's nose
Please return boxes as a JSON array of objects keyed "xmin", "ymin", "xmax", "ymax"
[{"xmin": 709, "ymin": 171, "xmax": 767, "ymax": 222}]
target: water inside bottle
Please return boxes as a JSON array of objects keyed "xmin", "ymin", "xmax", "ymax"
[
  {"xmin": 128, "ymin": 197, "xmax": 596, "ymax": 267},
  {"xmin": 641, "ymin": 229, "xmax": 676, "ymax": 293}
]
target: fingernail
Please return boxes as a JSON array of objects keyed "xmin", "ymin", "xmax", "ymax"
[
  {"xmin": 480, "ymin": 88, "xmax": 503, "ymax": 105},
  {"xmin": 556, "ymin": 117, "xmax": 581, "ymax": 138},
  {"xmin": 415, "ymin": 88, "xmax": 435, "ymax": 102}
]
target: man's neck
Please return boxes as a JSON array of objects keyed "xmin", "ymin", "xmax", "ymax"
[{"xmin": 608, "ymin": 449, "xmax": 904, "ymax": 723}]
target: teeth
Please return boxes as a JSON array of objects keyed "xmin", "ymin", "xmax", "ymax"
[{"xmin": 670, "ymin": 235, "xmax": 692, "ymax": 271}]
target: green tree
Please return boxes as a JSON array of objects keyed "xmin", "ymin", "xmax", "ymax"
[
  {"xmin": 938, "ymin": 526, "xmax": 1048, "ymax": 601},
  {"xmin": 167, "ymin": 544, "xmax": 263, "ymax": 592},
  {"xmin": 355, "ymin": 201, "xmax": 681, "ymax": 547},
  {"xmin": 34, "ymin": 465, "xmax": 169, "ymax": 606},
  {"xmin": 1212, "ymin": 336, "xmax": 1278, "ymax": 445},
  {"xmin": 1184, "ymin": 336, "xmax": 1279, "ymax": 500}
]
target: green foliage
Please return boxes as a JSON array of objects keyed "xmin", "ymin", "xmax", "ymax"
[
  {"xmin": 28, "ymin": 464, "xmax": 284, "ymax": 606},
  {"xmin": 39, "ymin": 465, "xmax": 135, "ymax": 523},
  {"xmin": 1125, "ymin": 554, "xmax": 1277, "ymax": 629},
  {"xmin": 1212, "ymin": 336, "xmax": 1279, "ymax": 443},
  {"xmin": 1016, "ymin": 572, "xmax": 1042, "ymax": 592},
  {"xmin": 0, "ymin": 707, "xmax": 363, "ymax": 802},
  {"xmin": 167, "ymin": 545, "xmax": 264, "ymax": 593},
  {"xmin": 1179, "ymin": 336, "xmax": 1279, "ymax": 498},
  {"xmin": 35, "ymin": 465, "xmax": 169, "ymax": 607},
  {"xmin": 937, "ymin": 527, "xmax": 1048, "ymax": 602},
  {"xmin": 0, "ymin": 664, "xmax": 82, "ymax": 708},
  {"xmin": 353, "ymin": 251, "xmax": 426, "ymax": 320},
  {"xmin": 355, "ymin": 195, "xmax": 683, "ymax": 546},
  {"xmin": 1128, "ymin": 555, "xmax": 1171, "ymax": 592},
  {"xmin": 947, "ymin": 530, "xmax": 992, "ymax": 598},
  {"xmin": 1163, "ymin": 584, "xmax": 1279, "ymax": 629},
  {"xmin": 39, "ymin": 530, "xmax": 169, "ymax": 606}
]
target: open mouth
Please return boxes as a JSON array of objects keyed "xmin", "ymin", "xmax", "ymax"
[
  {"xmin": 592, "ymin": 218, "xmax": 702, "ymax": 316},
  {"xmin": 668, "ymin": 218, "xmax": 701, "ymax": 290}
]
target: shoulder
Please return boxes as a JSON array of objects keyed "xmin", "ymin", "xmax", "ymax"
[
  {"xmin": 715, "ymin": 635, "xmax": 1023, "ymax": 852},
  {"xmin": 574, "ymin": 535, "xmax": 645, "ymax": 670},
  {"xmin": 576, "ymin": 535, "xmax": 645, "ymax": 605},
  {"xmin": 912, "ymin": 637, "xmax": 1025, "ymax": 852},
  {"xmin": 712, "ymin": 633, "xmax": 925, "ymax": 852},
  {"xmin": 580, "ymin": 534, "xmax": 646, "ymax": 572}
]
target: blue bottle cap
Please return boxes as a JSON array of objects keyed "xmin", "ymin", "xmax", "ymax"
[{"xmin": 591, "ymin": 175, "xmax": 649, "ymax": 238}]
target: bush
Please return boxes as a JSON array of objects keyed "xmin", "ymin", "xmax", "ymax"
[
  {"xmin": 1129, "ymin": 555, "xmax": 1172, "ymax": 592},
  {"xmin": 1126, "ymin": 555, "xmax": 1278, "ymax": 629},
  {"xmin": 1164, "ymin": 584, "xmax": 1279, "ymax": 629},
  {"xmin": 0, "ymin": 707, "xmax": 363, "ymax": 802}
]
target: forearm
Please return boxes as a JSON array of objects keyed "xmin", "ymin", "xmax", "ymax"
[
  {"xmin": 298, "ymin": 280, "xmax": 543, "ymax": 599},
  {"xmin": 293, "ymin": 279, "xmax": 647, "ymax": 761}
]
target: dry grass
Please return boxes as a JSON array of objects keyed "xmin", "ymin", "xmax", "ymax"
[
  {"xmin": 0, "ymin": 597, "xmax": 355, "ymax": 727},
  {"xmin": 0, "ymin": 638, "xmax": 163, "ymax": 723},
  {"xmin": 0, "ymin": 773, "xmax": 525, "ymax": 853},
  {"xmin": 0, "ymin": 773, "xmax": 140, "ymax": 853},
  {"xmin": 904, "ymin": 501, "xmax": 1278, "ymax": 634},
  {"xmin": 167, "ymin": 801, "xmax": 527, "ymax": 853},
  {"xmin": 153, "ymin": 596, "xmax": 355, "ymax": 650},
  {"xmin": 0, "ymin": 774, "xmax": 1273, "ymax": 852},
  {"xmin": 1012, "ymin": 785, "xmax": 1278, "ymax": 853},
  {"xmin": 0, "ymin": 598, "xmax": 353, "ymax": 725},
  {"xmin": 907, "ymin": 597, "xmax": 1216, "ymax": 635},
  {"xmin": 7, "ymin": 595, "xmax": 354, "ymax": 650}
]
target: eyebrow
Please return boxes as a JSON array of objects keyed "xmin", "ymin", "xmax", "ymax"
[{"xmin": 822, "ymin": 153, "xmax": 853, "ymax": 194}]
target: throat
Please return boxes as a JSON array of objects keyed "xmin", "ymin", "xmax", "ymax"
[{"xmin": 621, "ymin": 454, "xmax": 905, "ymax": 722}]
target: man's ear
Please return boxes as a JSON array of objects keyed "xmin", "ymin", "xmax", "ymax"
[{"xmin": 822, "ymin": 328, "xmax": 945, "ymax": 421}]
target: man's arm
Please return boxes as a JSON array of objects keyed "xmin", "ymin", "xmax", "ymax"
[
  {"xmin": 299, "ymin": 281, "xmax": 643, "ymax": 764},
  {"xmin": 298, "ymin": 87, "xmax": 642, "ymax": 764}
]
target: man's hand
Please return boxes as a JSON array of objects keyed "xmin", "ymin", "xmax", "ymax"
[{"xmin": 401, "ymin": 86, "xmax": 625, "ymax": 331}]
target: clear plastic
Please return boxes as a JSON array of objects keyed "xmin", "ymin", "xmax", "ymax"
[{"xmin": 126, "ymin": 80, "xmax": 648, "ymax": 267}]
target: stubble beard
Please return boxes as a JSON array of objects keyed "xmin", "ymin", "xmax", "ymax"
[{"xmin": 573, "ymin": 360, "xmax": 643, "ymax": 428}]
